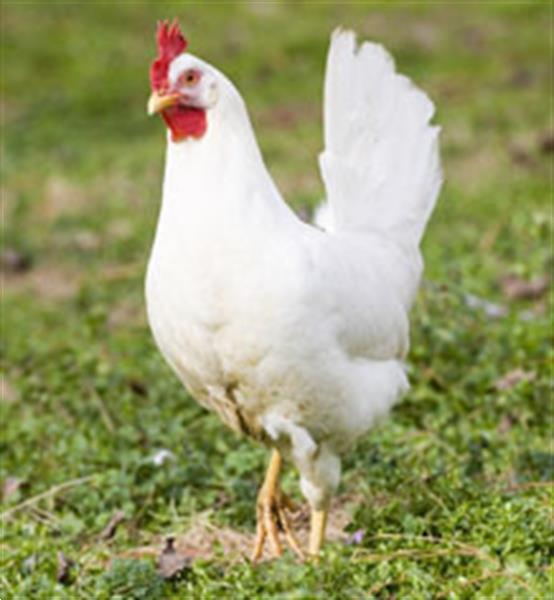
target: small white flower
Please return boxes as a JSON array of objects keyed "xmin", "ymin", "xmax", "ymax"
[{"xmin": 150, "ymin": 449, "xmax": 175, "ymax": 466}]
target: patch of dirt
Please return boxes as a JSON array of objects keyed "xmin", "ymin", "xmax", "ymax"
[
  {"xmin": 245, "ymin": 1, "xmax": 281, "ymax": 17},
  {"xmin": 257, "ymin": 103, "xmax": 319, "ymax": 131},
  {"xmin": 509, "ymin": 145, "xmax": 536, "ymax": 168},
  {"xmin": 29, "ymin": 172, "xmax": 151, "ymax": 230},
  {"xmin": 409, "ymin": 21, "xmax": 443, "ymax": 51},
  {"xmin": 122, "ymin": 493, "xmax": 362, "ymax": 565},
  {"xmin": 449, "ymin": 145, "xmax": 504, "ymax": 192},
  {"xmin": 40, "ymin": 175, "xmax": 88, "ymax": 222},
  {"xmin": 100, "ymin": 262, "xmax": 141, "ymax": 283},
  {"xmin": 106, "ymin": 219, "xmax": 134, "ymax": 241},
  {"xmin": 1, "ymin": 248, "xmax": 33, "ymax": 273},
  {"xmin": 72, "ymin": 230, "xmax": 102, "ymax": 252},
  {"xmin": 539, "ymin": 133, "xmax": 554, "ymax": 154},
  {"xmin": 500, "ymin": 274, "xmax": 549, "ymax": 301},
  {"xmin": 508, "ymin": 67, "xmax": 535, "ymax": 89},
  {"xmin": 107, "ymin": 299, "xmax": 145, "ymax": 329},
  {"xmin": 2, "ymin": 265, "xmax": 81, "ymax": 301},
  {"xmin": 0, "ymin": 376, "xmax": 19, "ymax": 404},
  {"xmin": 461, "ymin": 25, "xmax": 488, "ymax": 53}
]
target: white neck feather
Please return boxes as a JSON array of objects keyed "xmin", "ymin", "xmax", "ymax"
[{"xmin": 156, "ymin": 75, "xmax": 296, "ymax": 237}]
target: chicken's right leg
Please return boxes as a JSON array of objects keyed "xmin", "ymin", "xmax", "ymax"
[{"xmin": 251, "ymin": 449, "xmax": 304, "ymax": 561}]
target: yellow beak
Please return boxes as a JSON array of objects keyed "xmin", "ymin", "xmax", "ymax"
[{"xmin": 147, "ymin": 91, "xmax": 180, "ymax": 115}]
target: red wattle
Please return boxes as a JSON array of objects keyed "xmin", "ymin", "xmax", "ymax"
[{"xmin": 162, "ymin": 106, "xmax": 207, "ymax": 141}]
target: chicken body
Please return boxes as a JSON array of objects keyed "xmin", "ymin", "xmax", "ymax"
[{"xmin": 146, "ymin": 29, "xmax": 442, "ymax": 555}]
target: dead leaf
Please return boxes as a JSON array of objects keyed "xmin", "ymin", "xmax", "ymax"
[
  {"xmin": 494, "ymin": 369, "xmax": 536, "ymax": 391},
  {"xmin": 2, "ymin": 477, "xmax": 24, "ymax": 502},
  {"xmin": 500, "ymin": 274, "xmax": 549, "ymax": 301},
  {"xmin": 157, "ymin": 536, "xmax": 191, "ymax": 579},
  {"xmin": 99, "ymin": 510, "xmax": 126, "ymax": 541},
  {"xmin": 56, "ymin": 552, "xmax": 74, "ymax": 585}
]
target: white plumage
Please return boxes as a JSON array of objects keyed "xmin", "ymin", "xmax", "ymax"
[{"xmin": 146, "ymin": 27, "xmax": 442, "ymax": 555}]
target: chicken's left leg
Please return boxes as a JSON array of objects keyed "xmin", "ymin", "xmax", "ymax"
[{"xmin": 251, "ymin": 449, "xmax": 304, "ymax": 561}]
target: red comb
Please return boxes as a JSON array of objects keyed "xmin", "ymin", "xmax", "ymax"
[{"xmin": 150, "ymin": 19, "xmax": 188, "ymax": 92}]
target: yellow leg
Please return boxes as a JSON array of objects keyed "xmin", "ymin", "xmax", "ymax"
[
  {"xmin": 251, "ymin": 449, "xmax": 304, "ymax": 562},
  {"xmin": 308, "ymin": 507, "xmax": 328, "ymax": 557}
]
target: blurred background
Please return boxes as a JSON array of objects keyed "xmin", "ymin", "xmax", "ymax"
[
  {"xmin": 1, "ymin": 2, "xmax": 551, "ymax": 597},
  {"xmin": 2, "ymin": 3, "xmax": 550, "ymax": 291}
]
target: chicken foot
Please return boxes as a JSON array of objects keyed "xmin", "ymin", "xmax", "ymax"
[{"xmin": 251, "ymin": 449, "xmax": 305, "ymax": 561}]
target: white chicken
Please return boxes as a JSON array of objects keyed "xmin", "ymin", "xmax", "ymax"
[{"xmin": 145, "ymin": 20, "xmax": 442, "ymax": 560}]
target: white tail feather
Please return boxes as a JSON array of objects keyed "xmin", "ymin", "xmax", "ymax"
[{"xmin": 318, "ymin": 29, "xmax": 443, "ymax": 246}]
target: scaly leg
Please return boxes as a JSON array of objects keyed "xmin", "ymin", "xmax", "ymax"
[
  {"xmin": 251, "ymin": 449, "xmax": 304, "ymax": 561},
  {"xmin": 308, "ymin": 507, "xmax": 328, "ymax": 557}
]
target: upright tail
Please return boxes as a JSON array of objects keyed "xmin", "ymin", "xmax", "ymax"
[{"xmin": 318, "ymin": 29, "xmax": 442, "ymax": 247}]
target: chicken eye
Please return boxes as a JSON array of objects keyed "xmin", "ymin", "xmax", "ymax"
[{"xmin": 181, "ymin": 69, "xmax": 200, "ymax": 87}]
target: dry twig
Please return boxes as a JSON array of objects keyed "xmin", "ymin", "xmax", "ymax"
[{"xmin": 1, "ymin": 475, "xmax": 98, "ymax": 520}]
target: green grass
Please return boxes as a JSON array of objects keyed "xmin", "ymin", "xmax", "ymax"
[{"xmin": 1, "ymin": 2, "xmax": 552, "ymax": 598}]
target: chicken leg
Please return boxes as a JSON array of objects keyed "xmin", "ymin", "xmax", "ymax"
[
  {"xmin": 308, "ymin": 507, "xmax": 328, "ymax": 557},
  {"xmin": 251, "ymin": 449, "xmax": 304, "ymax": 561}
]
